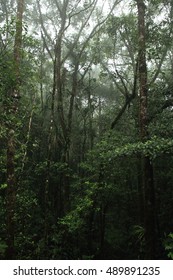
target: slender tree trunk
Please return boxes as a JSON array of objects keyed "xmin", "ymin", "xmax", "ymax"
[
  {"xmin": 99, "ymin": 204, "xmax": 107, "ymax": 258},
  {"xmin": 6, "ymin": 0, "xmax": 24, "ymax": 260},
  {"xmin": 136, "ymin": 0, "xmax": 156, "ymax": 259},
  {"xmin": 6, "ymin": 130, "xmax": 16, "ymax": 259},
  {"xmin": 43, "ymin": 56, "xmax": 57, "ymax": 256},
  {"xmin": 40, "ymin": 43, "xmax": 45, "ymax": 114},
  {"xmin": 88, "ymin": 70, "xmax": 94, "ymax": 149},
  {"xmin": 21, "ymin": 94, "xmax": 36, "ymax": 173},
  {"xmin": 137, "ymin": 157, "xmax": 144, "ymax": 225},
  {"xmin": 98, "ymin": 96, "xmax": 102, "ymax": 138}
]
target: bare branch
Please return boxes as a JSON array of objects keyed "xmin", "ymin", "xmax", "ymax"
[
  {"xmin": 119, "ymin": 28, "xmax": 136, "ymax": 71},
  {"xmin": 41, "ymin": 31, "xmax": 53, "ymax": 61},
  {"xmin": 149, "ymin": 48, "xmax": 168, "ymax": 86},
  {"xmin": 115, "ymin": 70, "xmax": 129, "ymax": 99},
  {"xmin": 68, "ymin": 0, "xmax": 96, "ymax": 19},
  {"xmin": 36, "ymin": 0, "xmax": 54, "ymax": 57},
  {"xmin": 111, "ymin": 59, "xmax": 138, "ymax": 129},
  {"xmin": 101, "ymin": 63, "xmax": 126, "ymax": 96},
  {"xmin": 54, "ymin": 0, "xmax": 63, "ymax": 16}
]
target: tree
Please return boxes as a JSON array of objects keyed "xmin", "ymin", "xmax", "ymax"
[
  {"xmin": 5, "ymin": 0, "xmax": 24, "ymax": 260},
  {"xmin": 136, "ymin": 0, "xmax": 155, "ymax": 259}
]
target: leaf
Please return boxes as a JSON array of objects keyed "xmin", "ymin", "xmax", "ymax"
[{"xmin": 0, "ymin": 183, "xmax": 7, "ymax": 190}]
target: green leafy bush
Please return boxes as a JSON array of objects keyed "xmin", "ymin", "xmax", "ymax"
[{"xmin": 164, "ymin": 233, "xmax": 173, "ymax": 259}]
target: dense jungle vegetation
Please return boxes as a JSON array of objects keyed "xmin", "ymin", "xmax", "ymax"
[{"xmin": 1, "ymin": 0, "xmax": 173, "ymax": 260}]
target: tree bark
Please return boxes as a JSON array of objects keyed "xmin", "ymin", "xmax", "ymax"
[
  {"xmin": 136, "ymin": 0, "xmax": 156, "ymax": 259},
  {"xmin": 6, "ymin": 0, "xmax": 24, "ymax": 260}
]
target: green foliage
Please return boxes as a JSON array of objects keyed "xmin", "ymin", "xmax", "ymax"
[
  {"xmin": 14, "ymin": 188, "xmax": 43, "ymax": 259},
  {"xmin": 164, "ymin": 233, "xmax": 173, "ymax": 259},
  {"xmin": 1, "ymin": 0, "xmax": 173, "ymax": 260},
  {"xmin": 0, "ymin": 239, "xmax": 7, "ymax": 259},
  {"xmin": 93, "ymin": 136, "xmax": 173, "ymax": 163},
  {"xmin": 131, "ymin": 225, "xmax": 145, "ymax": 255},
  {"xmin": 60, "ymin": 181, "xmax": 97, "ymax": 233},
  {"xmin": 0, "ymin": 183, "xmax": 7, "ymax": 190}
]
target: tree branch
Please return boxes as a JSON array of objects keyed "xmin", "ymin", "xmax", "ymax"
[{"xmin": 111, "ymin": 59, "xmax": 138, "ymax": 129}]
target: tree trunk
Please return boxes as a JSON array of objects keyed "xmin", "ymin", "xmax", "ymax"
[
  {"xmin": 6, "ymin": 0, "xmax": 24, "ymax": 260},
  {"xmin": 99, "ymin": 203, "xmax": 107, "ymax": 258},
  {"xmin": 6, "ymin": 130, "xmax": 16, "ymax": 259},
  {"xmin": 136, "ymin": 0, "xmax": 156, "ymax": 259},
  {"xmin": 88, "ymin": 70, "xmax": 94, "ymax": 149}
]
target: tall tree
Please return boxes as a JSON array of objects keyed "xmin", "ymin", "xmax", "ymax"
[
  {"xmin": 6, "ymin": 0, "xmax": 24, "ymax": 259},
  {"xmin": 136, "ymin": 0, "xmax": 156, "ymax": 259}
]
